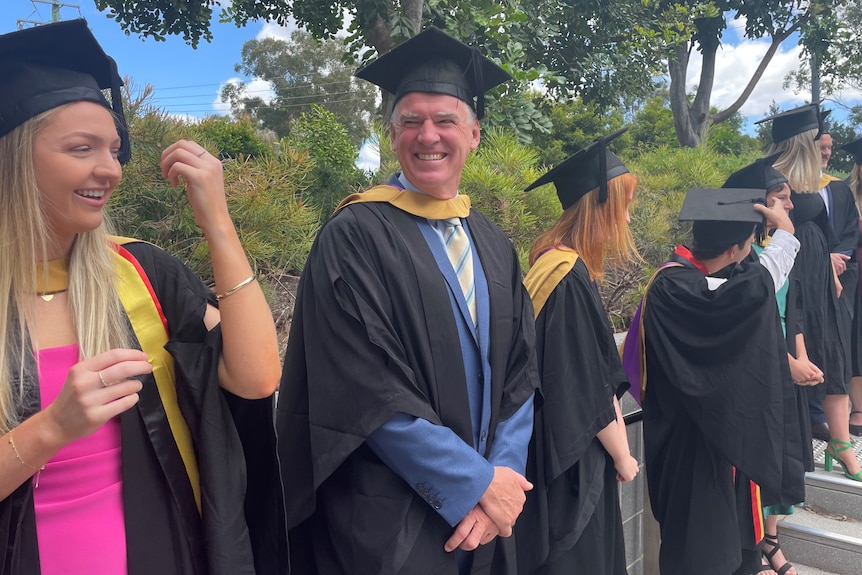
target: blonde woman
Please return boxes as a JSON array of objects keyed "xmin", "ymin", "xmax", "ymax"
[
  {"xmin": 0, "ymin": 21, "xmax": 282, "ymax": 574},
  {"xmin": 759, "ymin": 105, "xmax": 860, "ymax": 482},
  {"xmin": 515, "ymin": 130, "xmax": 638, "ymax": 575}
]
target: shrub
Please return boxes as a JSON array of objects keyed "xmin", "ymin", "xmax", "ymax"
[
  {"xmin": 110, "ymin": 109, "xmax": 320, "ymax": 285},
  {"xmin": 287, "ymin": 104, "xmax": 368, "ymax": 218},
  {"xmin": 191, "ymin": 115, "xmax": 272, "ymax": 159}
]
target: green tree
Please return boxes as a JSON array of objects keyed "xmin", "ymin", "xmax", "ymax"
[
  {"xmin": 95, "ymin": 0, "xmax": 862, "ymax": 150},
  {"xmin": 221, "ymin": 30, "xmax": 378, "ymax": 147},
  {"xmin": 112, "ymin": 83, "xmax": 321, "ymax": 283},
  {"xmin": 286, "ymin": 104, "xmax": 368, "ymax": 219},
  {"xmin": 654, "ymin": 1, "xmax": 861, "ymax": 148},
  {"xmin": 94, "ymin": 0, "xmax": 554, "ymax": 141},
  {"xmin": 527, "ymin": 98, "xmax": 628, "ymax": 167},
  {"xmin": 191, "ymin": 115, "xmax": 272, "ymax": 159},
  {"xmin": 518, "ymin": 0, "xmax": 668, "ymax": 108},
  {"xmin": 629, "ymin": 94, "xmax": 678, "ymax": 152}
]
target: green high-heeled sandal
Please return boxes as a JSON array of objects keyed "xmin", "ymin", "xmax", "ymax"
[{"xmin": 824, "ymin": 438, "xmax": 862, "ymax": 481}]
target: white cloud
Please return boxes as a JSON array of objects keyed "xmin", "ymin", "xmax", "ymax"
[
  {"xmin": 212, "ymin": 77, "xmax": 276, "ymax": 115},
  {"xmin": 686, "ymin": 38, "xmax": 809, "ymax": 120},
  {"xmin": 257, "ymin": 20, "xmax": 297, "ymax": 42},
  {"xmin": 685, "ymin": 22, "xmax": 862, "ymax": 127}
]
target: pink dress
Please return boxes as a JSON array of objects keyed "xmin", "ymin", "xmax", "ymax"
[{"xmin": 33, "ymin": 344, "xmax": 127, "ymax": 574}]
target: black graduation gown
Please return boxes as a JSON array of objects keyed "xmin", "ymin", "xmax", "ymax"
[
  {"xmin": 781, "ymin": 265, "xmax": 815, "ymax": 473},
  {"xmin": 852, "ymin": 188, "xmax": 862, "ymax": 376},
  {"xmin": 515, "ymin": 256, "xmax": 627, "ymax": 575},
  {"xmin": 0, "ymin": 241, "xmax": 285, "ymax": 575},
  {"xmin": 791, "ymin": 191, "xmax": 849, "ymax": 396},
  {"xmin": 827, "ymin": 179, "xmax": 859, "ymax": 378},
  {"xmin": 277, "ymin": 202, "xmax": 538, "ymax": 575},
  {"xmin": 642, "ymin": 253, "xmax": 805, "ymax": 575}
]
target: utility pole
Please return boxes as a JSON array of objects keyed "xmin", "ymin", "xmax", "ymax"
[{"xmin": 16, "ymin": 0, "xmax": 81, "ymax": 29}]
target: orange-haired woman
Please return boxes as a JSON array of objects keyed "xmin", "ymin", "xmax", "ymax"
[{"xmin": 515, "ymin": 130, "xmax": 639, "ymax": 575}]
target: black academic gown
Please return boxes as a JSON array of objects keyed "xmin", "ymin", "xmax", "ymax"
[
  {"xmin": 791, "ymin": 191, "xmax": 849, "ymax": 396},
  {"xmin": 277, "ymin": 201, "xmax": 538, "ymax": 575},
  {"xmin": 516, "ymin": 256, "xmax": 628, "ymax": 575},
  {"xmin": 782, "ymin": 266, "xmax": 815, "ymax": 473},
  {"xmin": 0, "ymin": 241, "xmax": 285, "ymax": 575},
  {"xmin": 642, "ymin": 253, "xmax": 805, "ymax": 575},
  {"xmin": 826, "ymin": 179, "xmax": 859, "ymax": 379}
]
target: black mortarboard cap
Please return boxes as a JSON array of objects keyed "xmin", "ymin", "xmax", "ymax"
[
  {"xmin": 722, "ymin": 156, "xmax": 788, "ymax": 192},
  {"xmin": 0, "ymin": 19, "xmax": 130, "ymax": 163},
  {"xmin": 355, "ymin": 27, "xmax": 511, "ymax": 120},
  {"xmin": 524, "ymin": 128, "xmax": 629, "ymax": 208},
  {"xmin": 680, "ymin": 188, "xmax": 765, "ymax": 249},
  {"xmin": 755, "ymin": 103, "xmax": 821, "ymax": 144},
  {"xmin": 841, "ymin": 137, "xmax": 862, "ymax": 166}
]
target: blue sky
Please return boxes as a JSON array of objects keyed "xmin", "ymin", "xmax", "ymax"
[
  {"xmin": 4, "ymin": 0, "xmax": 859, "ymax": 163},
  {"xmin": 4, "ymin": 0, "xmax": 264, "ymax": 118}
]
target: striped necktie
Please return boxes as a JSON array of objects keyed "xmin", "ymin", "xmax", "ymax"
[{"xmin": 442, "ymin": 218, "xmax": 477, "ymax": 325}]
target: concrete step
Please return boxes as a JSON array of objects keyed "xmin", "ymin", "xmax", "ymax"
[
  {"xmin": 805, "ymin": 467, "xmax": 862, "ymax": 522},
  {"xmin": 793, "ymin": 563, "xmax": 844, "ymax": 575},
  {"xmin": 778, "ymin": 505, "xmax": 862, "ymax": 575}
]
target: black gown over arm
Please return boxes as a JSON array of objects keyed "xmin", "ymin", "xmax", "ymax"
[
  {"xmin": 0, "ymin": 240, "xmax": 284, "ymax": 575},
  {"xmin": 516, "ymin": 255, "xmax": 627, "ymax": 575},
  {"xmin": 642, "ymin": 255, "xmax": 804, "ymax": 575},
  {"xmin": 277, "ymin": 202, "xmax": 537, "ymax": 575}
]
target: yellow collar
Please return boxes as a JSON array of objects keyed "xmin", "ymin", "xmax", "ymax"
[
  {"xmin": 35, "ymin": 258, "xmax": 70, "ymax": 294},
  {"xmin": 819, "ymin": 173, "xmax": 841, "ymax": 189},
  {"xmin": 337, "ymin": 185, "xmax": 472, "ymax": 219}
]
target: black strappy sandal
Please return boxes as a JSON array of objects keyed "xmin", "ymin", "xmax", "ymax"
[{"xmin": 760, "ymin": 533, "xmax": 794, "ymax": 575}]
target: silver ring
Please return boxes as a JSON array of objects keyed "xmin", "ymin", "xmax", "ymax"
[
  {"xmin": 196, "ymin": 149, "xmax": 207, "ymax": 157},
  {"xmin": 98, "ymin": 370, "xmax": 109, "ymax": 387}
]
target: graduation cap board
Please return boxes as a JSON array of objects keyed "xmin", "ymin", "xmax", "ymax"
[
  {"xmin": 0, "ymin": 19, "xmax": 130, "ymax": 163},
  {"xmin": 755, "ymin": 103, "xmax": 821, "ymax": 144},
  {"xmin": 355, "ymin": 27, "xmax": 511, "ymax": 120},
  {"xmin": 722, "ymin": 156, "xmax": 788, "ymax": 193},
  {"xmin": 524, "ymin": 128, "xmax": 629, "ymax": 208},
  {"xmin": 680, "ymin": 188, "xmax": 765, "ymax": 249},
  {"xmin": 841, "ymin": 137, "xmax": 862, "ymax": 166}
]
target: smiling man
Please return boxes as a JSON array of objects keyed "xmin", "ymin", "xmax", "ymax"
[{"xmin": 277, "ymin": 27, "xmax": 539, "ymax": 575}]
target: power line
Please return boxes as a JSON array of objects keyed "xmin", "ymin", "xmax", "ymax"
[
  {"xmin": 156, "ymin": 96, "xmax": 374, "ymax": 114},
  {"xmin": 151, "ymin": 85, "xmax": 360, "ymax": 102}
]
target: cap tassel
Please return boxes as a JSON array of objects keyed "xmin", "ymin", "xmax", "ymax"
[
  {"xmin": 107, "ymin": 57, "xmax": 131, "ymax": 165},
  {"xmin": 598, "ymin": 138, "xmax": 609, "ymax": 203},
  {"xmin": 470, "ymin": 48, "xmax": 485, "ymax": 119}
]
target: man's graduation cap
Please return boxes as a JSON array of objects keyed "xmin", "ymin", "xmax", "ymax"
[
  {"xmin": 524, "ymin": 128, "xmax": 629, "ymax": 208},
  {"xmin": 355, "ymin": 27, "xmax": 511, "ymax": 120},
  {"xmin": 680, "ymin": 188, "xmax": 765, "ymax": 249},
  {"xmin": 755, "ymin": 103, "xmax": 821, "ymax": 144},
  {"xmin": 841, "ymin": 137, "xmax": 862, "ymax": 166},
  {"xmin": 0, "ymin": 19, "xmax": 130, "ymax": 163},
  {"xmin": 722, "ymin": 156, "xmax": 788, "ymax": 192}
]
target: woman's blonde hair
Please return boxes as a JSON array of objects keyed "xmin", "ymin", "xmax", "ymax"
[
  {"xmin": 767, "ymin": 128, "xmax": 822, "ymax": 193},
  {"xmin": 529, "ymin": 172, "xmax": 640, "ymax": 279},
  {"xmin": 0, "ymin": 104, "xmax": 129, "ymax": 433}
]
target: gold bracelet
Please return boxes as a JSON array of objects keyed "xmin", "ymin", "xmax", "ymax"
[
  {"xmin": 8, "ymin": 435, "xmax": 44, "ymax": 471},
  {"xmin": 215, "ymin": 274, "xmax": 257, "ymax": 300}
]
